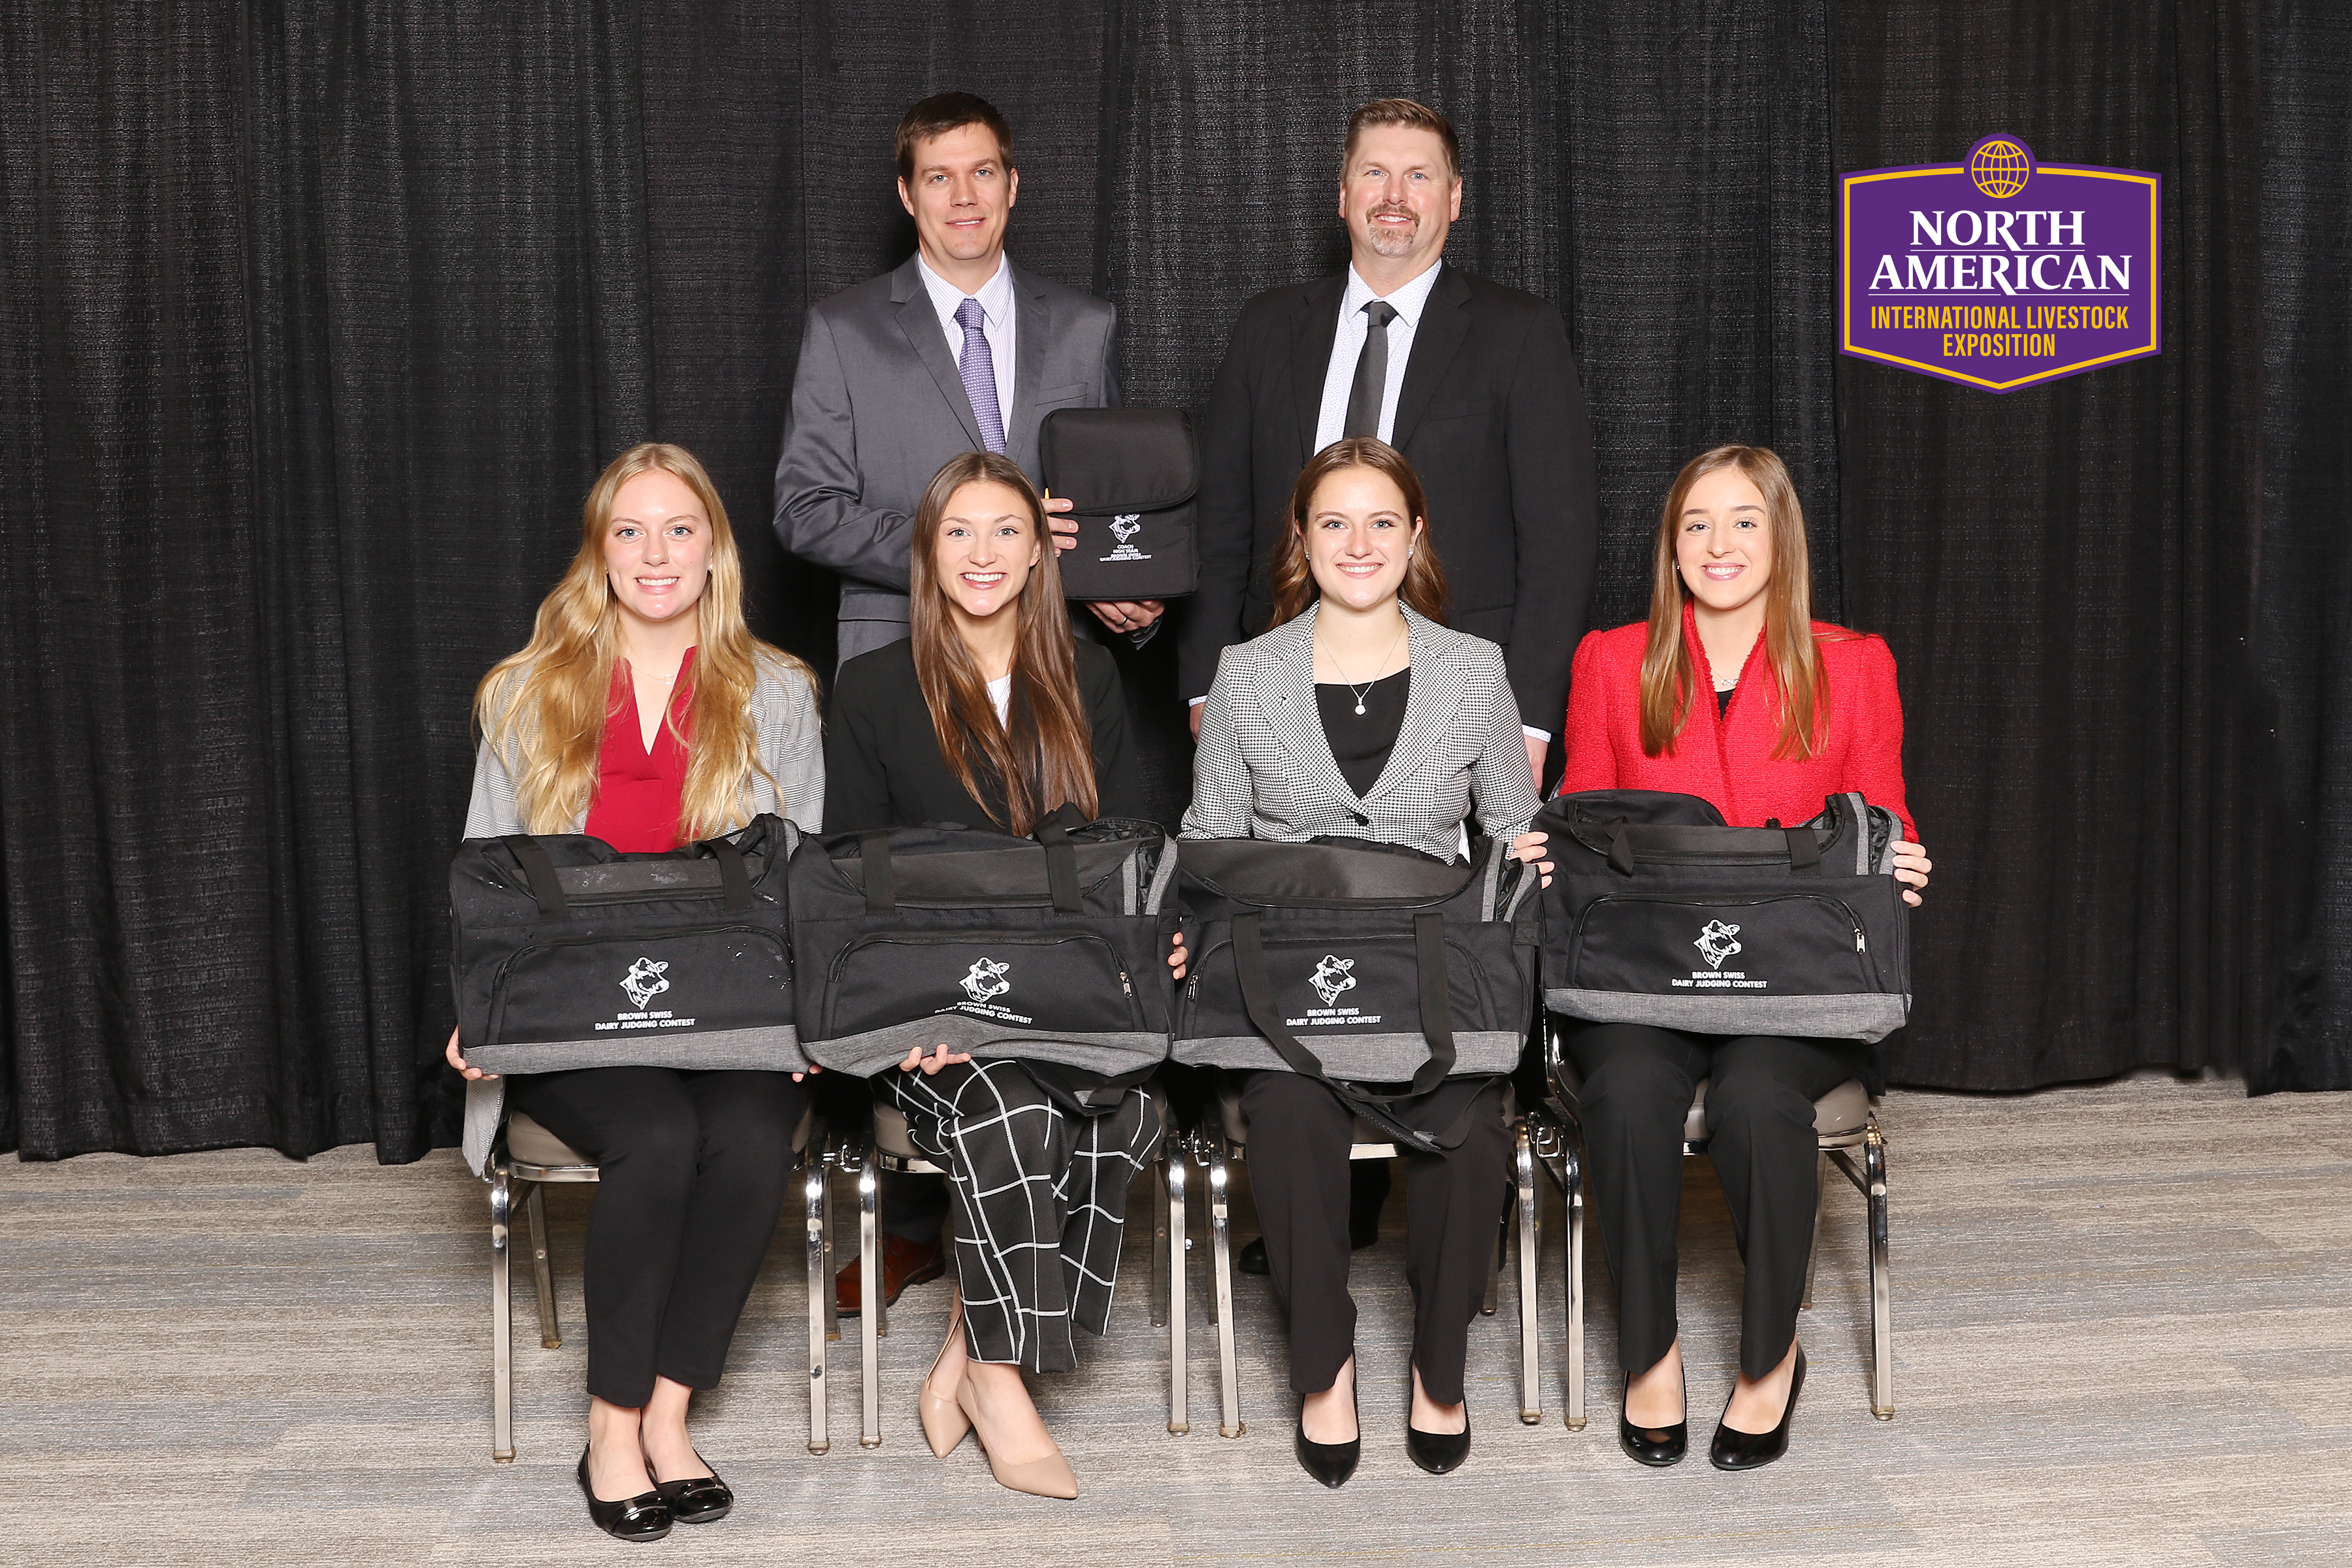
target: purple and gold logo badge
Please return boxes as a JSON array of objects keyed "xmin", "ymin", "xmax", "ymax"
[{"xmin": 1840, "ymin": 135, "xmax": 2160, "ymax": 393}]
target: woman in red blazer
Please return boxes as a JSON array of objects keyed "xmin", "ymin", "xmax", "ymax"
[{"xmin": 1549, "ymin": 444, "xmax": 1929, "ymax": 1474}]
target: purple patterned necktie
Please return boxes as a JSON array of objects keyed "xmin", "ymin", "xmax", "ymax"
[{"xmin": 954, "ymin": 297, "xmax": 1007, "ymax": 454}]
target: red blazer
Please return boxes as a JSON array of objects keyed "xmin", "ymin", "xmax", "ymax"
[{"xmin": 1560, "ymin": 606, "xmax": 1914, "ymax": 840}]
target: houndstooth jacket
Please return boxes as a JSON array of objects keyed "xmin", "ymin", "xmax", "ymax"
[{"xmin": 1181, "ymin": 602, "xmax": 1539, "ymax": 860}]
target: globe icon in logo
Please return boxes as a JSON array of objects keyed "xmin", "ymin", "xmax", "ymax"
[{"xmin": 1968, "ymin": 138, "xmax": 2032, "ymax": 199}]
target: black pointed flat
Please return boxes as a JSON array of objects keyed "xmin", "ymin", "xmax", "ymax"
[
  {"xmin": 1294, "ymin": 1380, "xmax": 1360, "ymax": 1488},
  {"xmin": 1709, "ymin": 1349, "xmax": 1806, "ymax": 1472},
  {"xmin": 653, "ymin": 1458, "xmax": 732, "ymax": 1524},
  {"xmin": 576, "ymin": 1447, "xmax": 670, "ymax": 1543},
  {"xmin": 1618, "ymin": 1372, "xmax": 1688, "ymax": 1467}
]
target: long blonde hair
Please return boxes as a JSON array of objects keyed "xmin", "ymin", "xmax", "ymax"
[
  {"xmin": 1638, "ymin": 444, "xmax": 1837, "ymax": 760},
  {"xmin": 907, "ymin": 451, "xmax": 1099, "ymax": 833},
  {"xmin": 474, "ymin": 442, "xmax": 812, "ymax": 840}
]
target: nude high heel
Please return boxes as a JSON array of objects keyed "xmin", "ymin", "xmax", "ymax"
[
  {"xmin": 955, "ymin": 1377, "xmax": 1079, "ymax": 1500},
  {"xmin": 919, "ymin": 1294, "xmax": 973, "ymax": 1459}
]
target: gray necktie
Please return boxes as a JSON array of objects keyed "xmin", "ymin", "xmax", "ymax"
[
  {"xmin": 955, "ymin": 297, "xmax": 1007, "ymax": 455},
  {"xmin": 1343, "ymin": 299, "xmax": 1399, "ymax": 440}
]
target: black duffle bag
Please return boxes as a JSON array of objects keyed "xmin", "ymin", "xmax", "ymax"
[
  {"xmin": 1038, "ymin": 407, "xmax": 1199, "ymax": 600},
  {"xmin": 789, "ymin": 808, "xmax": 1178, "ymax": 1087},
  {"xmin": 449, "ymin": 815, "xmax": 802, "ymax": 1074},
  {"xmin": 1173, "ymin": 836, "xmax": 1540, "ymax": 1151},
  {"xmin": 1537, "ymin": 789, "xmax": 1910, "ymax": 1041}
]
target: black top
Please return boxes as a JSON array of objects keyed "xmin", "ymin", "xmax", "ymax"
[
  {"xmin": 1716, "ymin": 683, "xmax": 1735, "ymax": 716},
  {"xmin": 1315, "ymin": 667, "xmax": 1411, "ymax": 796},
  {"xmin": 823, "ymin": 637, "xmax": 1146, "ymax": 832}
]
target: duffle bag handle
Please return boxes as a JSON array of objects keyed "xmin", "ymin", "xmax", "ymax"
[
  {"xmin": 700, "ymin": 831, "xmax": 755, "ymax": 911},
  {"xmin": 1229, "ymin": 909, "xmax": 1482, "ymax": 1152},
  {"xmin": 1032, "ymin": 802, "xmax": 1088, "ymax": 915},
  {"xmin": 858, "ymin": 830, "xmax": 896, "ymax": 914},
  {"xmin": 1609, "ymin": 819, "xmax": 1824, "ymax": 876},
  {"xmin": 501, "ymin": 835, "xmax": 569, "ymax": 921}
]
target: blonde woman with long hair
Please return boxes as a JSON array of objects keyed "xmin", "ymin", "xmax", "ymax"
[
  {"xmin": 1550, "ymin": 444, "xmax": 1929, "ymax": 1473},
  {"xmin": 445, "ymin": 442, "xmax": 822, "ymax": 1541}
]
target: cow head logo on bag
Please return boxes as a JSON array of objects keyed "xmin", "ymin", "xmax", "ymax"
[
  {"xmin": 619, "ymin": 956, "xmax": 672, "ymax": 1009},
  {"xmin": 960, "ymin": 956, "xmax": 1011, "ymax": 1003},
  {"xmin": 1309, "ymin": 955, "xmax": 1357, "ymax": 1006},
  {"xmin": 1693, "ymin": 921, "xmax": 1743, "ymax": 971},
  {"xmin": 1110, "ymin": 515, "xmax": 1141, "ymax": 543}
]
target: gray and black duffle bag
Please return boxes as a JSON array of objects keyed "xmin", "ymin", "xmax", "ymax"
[
  {"xmin": 1172, "ymin": 836, "xmax": 1541, "ymax": 1151},
  {"xmin": 789, "ymin": 808, "xmax": 1178, "ymax": 1090},
  {"xmin": 1537, "ymin": 789, "xmax": 1910, "ymax": 1042},
  {"xmin": 449, "ymin": 814, "xmax": 803, "ymax": 1074}
]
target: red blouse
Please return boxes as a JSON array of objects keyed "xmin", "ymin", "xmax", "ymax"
[
  {"xmin": 1559, "ymin": 606, "xmax": 1915, "ymax": 840},
  {"xmin": 583, "ymin": 649, "xmax": 696, "ymax": 852}
]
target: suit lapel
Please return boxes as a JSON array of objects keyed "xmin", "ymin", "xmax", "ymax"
[
  {"xmin": 1262, "ymin": 605, "xmax": 1365, "ymax": 811},
  {"xmin": 1003, "ymin": 261, "xmax": 1049, "ymax": 460},
  {"xmin": 890, "ymin": 255, "xmax": 986, "ymax": 451},
  {"xmin": 1288, "ymin": 276, "xmax": 1347, "ymax": 465},
  {"xmin": 1364, "ymin": 607, "xmax": 1463, "ymax": 804},
  {"xmin": 1388, "ymin": 264, "xmax": 1471, "ymax": 453}
]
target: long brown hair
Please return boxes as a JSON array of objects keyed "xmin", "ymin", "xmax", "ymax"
[
  {"xmin": 474, "ymin": 442, "xmax": 811, "ymax": 839},
  {"xmin": 907, "ymin": 451, "xmax": 1098, "ymax": 832},
  {"xmin": 1637, "ymin": 444, "xmax": 1835, "ymax": 760},
  {"xmin": 1267, "ymin": 438, "xmax": 1451, "ymax": 629}
]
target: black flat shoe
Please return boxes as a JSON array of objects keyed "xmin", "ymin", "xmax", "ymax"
[
  {"xmin": 1294, "ymin": 1381, "xmax": 1360, "ymax": 1488},
  {"xmin": 1709, "ymin": 1349, "xmax": 1806, "ymax": 1473},
  {"xmin": 652, "ymin": 1457, "xmax": 732, "ymax": 1524},
  {"xmin": 1405, "ymin": 1386, "xmax": 1472, "ymax": 1477},
  {"xmin": 1618, "ymin": 1372, "xmax": 1688, "ymax": 1467},
  {"xmin": 577, "ymin": 1447, "xmax": 670, "ymax": 1543}
]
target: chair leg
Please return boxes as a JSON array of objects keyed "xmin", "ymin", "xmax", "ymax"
[
  {"xmin": 1164, "ymin": 1149, "xmax": 1190, "ymax": 1435},
  {"xmin": 1563, "ymin": 1138, "xmax": 1587, "ymax": 1431},
  {"xmin": 1482, "ymin": 1203, "xmax": 1502, "ymax": 1316},
  {"xmin": 1207, "ymin": 1144, "xmax": 1243, "ymax": 1438},
  {"xmin": 1152, "ymin": 1152, "xmax": 1171, "ymax": 1329},
  {"xmin": 1865, "ymin": 1124, "xmax": 1893, "ymax": 1419},
  {"xmin": 804, "ymin": 1154, "xmax": 830, "ymax": 1456},
  {"xmin": 490, "ymin": 1168, "xmax": 515, "ymax": 1464},
  {"xmin": 525, "ymin": 1183, "xmax": 560, "ymax": 1350},
  {"xmin": 858, "ymin": 1154, "xmax": 881, "ymax": 1449},
  {"xmin": 1801, "ymin": 1147, "xmax": 1829, "ymax": 1312},
  {"xmin": 1514, "ymin": 1119, "xmax": 1542, "ymax": 1424}
]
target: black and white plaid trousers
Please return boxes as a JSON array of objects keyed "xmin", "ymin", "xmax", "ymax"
[{"xmin": 889, "ymin": 1059, "xmax": 1162, "ymax": 1372}]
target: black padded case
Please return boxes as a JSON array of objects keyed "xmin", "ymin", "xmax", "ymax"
[{"xmin": 1038, "ymin": 407, "xmax": 1199, "ymax": 600}]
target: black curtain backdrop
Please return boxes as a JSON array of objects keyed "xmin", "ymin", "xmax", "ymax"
[{"xmin": 0, "ymin": 1, "xmax": 2331, "ymax": 1161}]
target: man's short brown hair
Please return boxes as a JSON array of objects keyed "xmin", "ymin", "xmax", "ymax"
[
  {"xmin": 896, "ymin": 92, "xmax": 1014, "ymax": 184},
  {"xmin": 1342, "ymin": 97, "xmax": 1460, "ymax": 182}
]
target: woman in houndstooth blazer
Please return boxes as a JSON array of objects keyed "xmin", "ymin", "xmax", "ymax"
[{"xmin": 1183, "ymin": 438, "xmax": 1550, "ymax": 1487}]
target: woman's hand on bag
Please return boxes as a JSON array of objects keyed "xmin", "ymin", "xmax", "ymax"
[
  {"xmin": 444, "ymin": 1025, "xmax": 496, "ymax": 1082},
  {"xmin": 900, "ymin": 1043, "xmax": 973, "ymax": 1075},
  {"xmin": 1169, "ymin": 931, "xmax": 1188, "ymax": 982},
  {"xmin": 1891, "ymin": 840, "xmax": 1931, "ymax": 907},
  {"xmin": 1511, "ymin": 830, "xmax": 1555, "ymax": 887},
  {"xmin": 791, "ymin": 1065, "xmax": 823, "ymax": 1084}
]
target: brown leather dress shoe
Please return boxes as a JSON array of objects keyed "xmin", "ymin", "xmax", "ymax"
[{"xmin": 835, "ymin": 1233, "xmax": 947, "ymax": 1315}]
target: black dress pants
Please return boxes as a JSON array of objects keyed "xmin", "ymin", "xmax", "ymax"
[
  {"xmin": 1240, "ymin": 1071, "xmax": 1509, "ymax": 1406},
  {"xmin": 508, "ymin": 1066, "xmax": 806, "ymax": 1407},
  {"xmin": 1565, "ymin": 1022, "xmax": 1867, "ymax": 1382}
]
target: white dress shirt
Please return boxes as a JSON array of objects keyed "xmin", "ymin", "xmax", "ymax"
[
  {"xmin": 918, "ymin": 253, "xmax": 1017, "ymax": 427},
  {"xmin": 1313, "ymin": 259, "xmax": 1445, "ymax": 451}
]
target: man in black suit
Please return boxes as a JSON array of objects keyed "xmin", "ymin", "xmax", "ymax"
[
  {"xmin": 1180, "ymin": 98, "xmax": 1599, "ymax": 1267},
  {"xmin": 1179, "ymin": 98, "xmax": 1599, "ymax": 789}
]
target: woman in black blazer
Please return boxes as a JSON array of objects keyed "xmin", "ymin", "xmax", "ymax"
[
  {"xmin": 1183, "ymin": 438, "xmax": 1550, "ymax": 1487},
  {"xmin": 824, "ymin": 451, "xmax": 1177, "ymax": 1501}
]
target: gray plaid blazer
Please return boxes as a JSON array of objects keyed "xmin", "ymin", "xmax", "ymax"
[{"xmin": 1181, "ymin": 603, "xmax": 1539, "ymax": 861}]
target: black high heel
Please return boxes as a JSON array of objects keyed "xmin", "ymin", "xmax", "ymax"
[
  {"xmin": 1709, "ymin": 1348, "xmax": 1806, "ymax": 1472},
  {"xmin": 576, "ymin": 1446, "xmax": 670, "ymax": 1543},
  {"xmin": 651, "ymin": 1452, "xmax": 732, "ymax": 1524},
  {"xmin": 1405, "ymin": 1365, "xmax": 1471, "ymax": 1476},
  {"xmin": 1618, "ymin": 1370, "xmax": 1688, "ymax": 1467},
  {"xmin": 1294, "ymin": 1375, "xmax": 1360, "ymax": 1488}
]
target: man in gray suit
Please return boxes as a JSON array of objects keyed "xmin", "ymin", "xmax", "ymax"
[{"xmin": 774, "ymin": 91, "xmax": 1163, "ymax": 666}]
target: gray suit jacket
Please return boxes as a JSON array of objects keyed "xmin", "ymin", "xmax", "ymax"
[
  {"xmin": 1181, "ymin": 604, "xmax": 1540, "ymax": 863},
  {"xmin": 773, "ymin": 254, "xmax": 1119, "ymax": 638}
]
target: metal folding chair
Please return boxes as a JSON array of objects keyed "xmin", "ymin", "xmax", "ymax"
[{"xmin": 1524, "ymin": 1015, "xmax": 1891, "ymax": 1431}]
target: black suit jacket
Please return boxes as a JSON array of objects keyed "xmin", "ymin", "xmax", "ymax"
[
  {"xmin": 823, "ymin": 638, "xmax": 1145, "ymax": 832},
  {"xmin": 1177, "ymin": 264, "xmax": 1600, "ymax": 733}
]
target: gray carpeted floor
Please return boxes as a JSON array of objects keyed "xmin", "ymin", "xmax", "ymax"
[{"xmin": 5, "ymin": 1074, "xmax": 2347, "ymax": 1567}]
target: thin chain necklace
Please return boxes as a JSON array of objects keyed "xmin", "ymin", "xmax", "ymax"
[{"xmin": 1322, "ymin": 615, "xmax": 1408, "ymax": 716}]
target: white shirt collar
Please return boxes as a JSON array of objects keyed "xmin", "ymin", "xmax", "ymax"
[
  {"xmin": 1341, "ymin": 257, "xmax": 1445, "ymax": 329},
  {"xmin": 918, "ymin": 252, "xmax": 1015, "ymax": 329}
]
